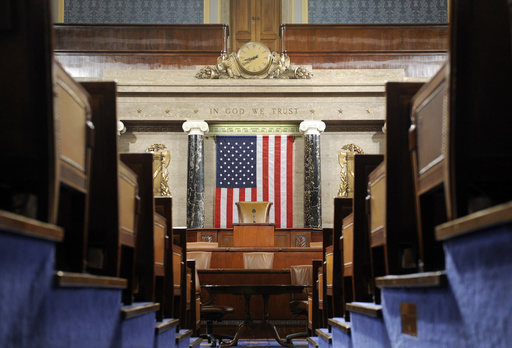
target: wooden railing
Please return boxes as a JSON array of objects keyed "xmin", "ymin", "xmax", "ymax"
[
  {"xmin": 54, "ymin": 24, "xmax": 229, "ymax": 78},
  {"xmin": 280, "ymin": 24, "xmax": 448, "ymax": 77}
]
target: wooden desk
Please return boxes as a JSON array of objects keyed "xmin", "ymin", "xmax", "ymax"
[
  {"xmin": 187, "ymin": 228, "xmax": 323, "ymax": 248},
  {"xmin": 233, "ymin": 223, "xmax": 275, "ymax": 247},
  {"xmin": 204, "ymin": 284, "xmax": 305, "ymax": 347},
  {"xmin": 194, "ymin": 247, "xmax": 322, "ymax": 269},
  {"xmin": 198, "ymin": 269, "xmax": 291, "ymax": 320}
]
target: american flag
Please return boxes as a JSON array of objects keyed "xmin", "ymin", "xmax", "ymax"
[{"xmin": 214, "ymin": 135, "xmax": 294, "ymax": 228}]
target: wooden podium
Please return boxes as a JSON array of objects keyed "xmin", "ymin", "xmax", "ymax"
[{"xmin": 233, "ymin": 223, "xmax": 275, "ymax": 247}]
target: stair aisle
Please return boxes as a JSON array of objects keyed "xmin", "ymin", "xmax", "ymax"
[
  {"xmin": 345, "ymin": 302, "xmax": 391, "ymax": 348},
  {"xmin": 328, "ymin": 318, "xmax": 351, "ymax": 348},
  {"xmin": 41, "ymin": 272, "xmax": 126, "ymax": 346},
  {"xmin": 0, "ymin": 211, "xmax": 63, "ymax": 347},
  {"xmin": 436, "ymin": 201, "xmax": 512, "ymax": 347},
  {"xmin": 315, "ymin": 328, "xmax": 332, "ymax": 348},
  {"xmin": 376, "ymin": 272, "xmax": 471, "ymax": 348},
  {"xmin": 0, "ymin": 210, "xmax": 184, "ymax": 348},
  {"xmin": 155, "ymin": 318, "xmax": 180, "ymax": 348}
]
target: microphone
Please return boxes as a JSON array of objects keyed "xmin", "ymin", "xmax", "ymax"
[{"xmin": 252, "ymin": 209, "xmax": 256, "ymax": 223}]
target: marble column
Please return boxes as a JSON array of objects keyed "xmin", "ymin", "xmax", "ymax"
[
  {"xmin": 182, "ymin": 121, "xmax": 209, "ymax": 228},
  {"xmin": 300, "ymin": 120, "xmax": 326, "ymax": 228}
]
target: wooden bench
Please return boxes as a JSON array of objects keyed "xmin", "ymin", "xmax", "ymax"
[
  {"xmin": 409, "ymin": 0, "xmax": 512, "ymax": 271},
  {"xmin": 53, "ymin": 61, "xmax": 94, "ymax": 273},
  {"xmin": 331, "ymin": 198, "xmax": 353, "ymax": 318},
  {"xmin": 81, "ymin": 81, "xmax": 138, "ymax": 304},
  {"xmin": 341, "ymin": 155, "xmax": 383, "ymax": 320},
  {"xmin": 308, "ymin": 259, "xmax": 324, "ymax": 333},
  {"xmin": 366, "ymin": 82, "xmax": 423, "ymax": 303},
  {"xmin": 1, "ymin": 3, "xmax": 94, "ymax": 273},
  {"xmin": 171, "ymin": 244, "xmax": 186, "ymax": 328},
  {"xmin": 155, "ymin": 196, "xmax": 175, "ymax": 319},
  {"xmin": 120, "ymin": 153, "xmax": 167, "ymax": 318},
  {"xmin": 186, "ymin": 259, "xmax": 200, "ymax": 336},
  {"xmin": 316, "ymin": 227, "xmax": 332, "ymax": 328},
  {"xmin": 0, "ymin": 0, "xmax": 57, "ymax": 223}
]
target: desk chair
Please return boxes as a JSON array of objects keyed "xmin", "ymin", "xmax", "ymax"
[
  {"xmin": 286, "ymin": 265, "xmax": 313, "ymax": 342},
  {"xmin": 310, "ymin": 241, "xmax": 323, "ymax": 248},
  {"xmin": 236, "ymin": 201, "xmax": 273, "ymax": 223},
  {"xmin": 243, "ymin": 252, "xmax": 275, "ymax": 269},
  {"xmin": 187, "ymin": 242, "xmax": 219, "ymax": 250},
  {"xmin": 187, "ymin": 251, "xmax": 233, "ymax": 347}
]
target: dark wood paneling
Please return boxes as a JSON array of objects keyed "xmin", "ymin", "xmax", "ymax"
[
  {"xmin": 197, "ymin": 248, "xmax": 323, "ymax": 269},
  {"xmin": 188, "ymin": 228, "xmax": 322, "ymax": 247},
  {"xmin": 280, "ymin": 24, "xmax": 448, "ymax": 77},
  {"xmin": 54, "ymin": 24, "xmax": 228, "ymax": 51},
  {"xmin": 281, "ymin": 24, "xmax": 447, "ymax": 52},
  {"xmin": 54, "ymin": 24, "xmax": 229, "ymax": 78}
]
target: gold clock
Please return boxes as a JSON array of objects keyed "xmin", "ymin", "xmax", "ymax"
[{"xmin": 237, "ymin": 42, "xmax": 272, "ymax": 75}]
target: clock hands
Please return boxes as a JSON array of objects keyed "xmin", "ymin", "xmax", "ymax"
[{"xmin": 243, "ymin": 55, "xmax": 259, "ymax": 65}]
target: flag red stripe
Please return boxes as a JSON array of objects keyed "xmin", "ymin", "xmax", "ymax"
[
  {"xmin": 226, "ymin": 188, "xmax": 233, "ymax": 228},
  {"xmin": 287, "ymin": 136, "xmax": 294, "ymax": 227},
  {"xmin": 262, "ymin": 136, "xmax": 269, "ymax": 201},
  {"xmin": 274, "ymin": 136, "xmax": 282, "ymax": 227}
]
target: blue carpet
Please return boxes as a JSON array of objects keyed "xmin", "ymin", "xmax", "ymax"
[{"xmin": 200, "ymin": 339, "xmax": 308, "ymax": 347}]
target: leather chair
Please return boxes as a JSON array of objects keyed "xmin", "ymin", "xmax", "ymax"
[
  {"xmin": 187, "ymin": 242, "xmax": 219, "ymax": 250},
  {"xmin": 187, "ymin": 251, "xmax": 233, "ymax": 347},
  {"xmin": 235, "ymin": 201, "xmax": 273, "ymax": 223},
  {"xmin": 286, "ymin": 265, "xmax": 313, "ymax": 342},
  {"xmin": 243, "ymin": 252, "xmax": 274, "ymax": 269}
]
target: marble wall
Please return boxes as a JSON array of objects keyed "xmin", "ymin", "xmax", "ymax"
[{"xmin": 120, "ymin": 130, "xmax": 384, "ymax": 228}]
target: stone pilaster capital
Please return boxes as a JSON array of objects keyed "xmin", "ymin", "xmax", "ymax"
[
  {"xmin": 117, "ymin": 121, "xmax": 126, "ymax": 135},
  {"xmin": 182, "ymin": 121, "xmax": 209, "ymax": 135},
  {"xmin": 299, "ymin": 120, "xmax": 326, "ymax": 135}
]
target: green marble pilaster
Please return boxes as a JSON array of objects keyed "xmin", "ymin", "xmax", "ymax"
[
  {"xmin": 183, "ymin": 121, "xmax": 209, "ymax": 228},
  {"xmin": 300, "ymin": 121, "xmax": 326, "ymax": 228}
]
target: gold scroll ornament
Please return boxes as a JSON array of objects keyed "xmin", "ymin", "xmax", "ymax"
[
  {"xmin": 338, "ymin": 144, "xmax": 365, "ymax": 197},
  {"xmin": 145, "ymin": 144, "xmax": 171, "ymax": 197},
  {"xmin": 196, "ymin": 50, "xmax": 313, "ymax": 80}
]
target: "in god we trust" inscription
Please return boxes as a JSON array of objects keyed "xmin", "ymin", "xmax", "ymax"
[{"xmin": 209, "ymin": 107, "xmax": 299, "ymax": 115}]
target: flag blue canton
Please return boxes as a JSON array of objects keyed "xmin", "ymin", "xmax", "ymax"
[{"xmin": 216, "ymin": 136, "xmax": 257, "ymax": 188}]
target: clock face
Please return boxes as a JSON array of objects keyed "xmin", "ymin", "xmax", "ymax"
[{"xmin": 237, "ymin": 42, "xmax": 272, "ymax": 75}]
